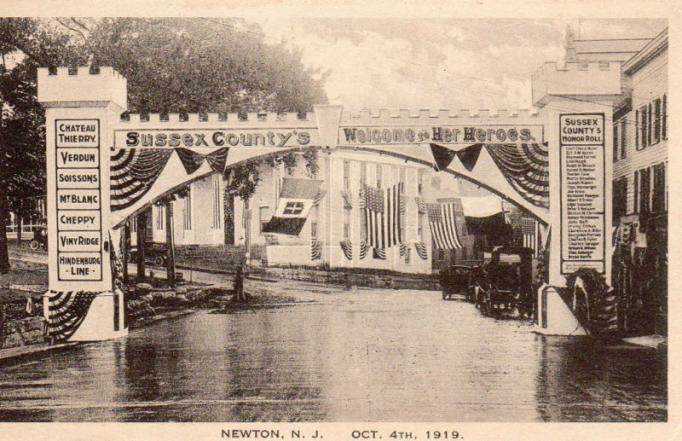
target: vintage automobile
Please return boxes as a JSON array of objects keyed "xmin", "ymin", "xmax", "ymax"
[
  {"xmin": 440, "ymin": 265, "xmax": 476, "ymax": 300},
  {"xmin": 128, "ymin": 243, "xmax": 168, "ymax": 267},
  {"xmin": 475, "ymin": 246, "xmax": 535, "ymax": 318}
]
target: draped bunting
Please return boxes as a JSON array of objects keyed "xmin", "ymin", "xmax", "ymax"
[
  {"xmin": 340, "ymin": 189, "xmax": 353, "ymax": 208},
  {"xmin": 176, "ymin": 147, "xmax": 230, "ymax": 175},
  {"xmin": 311, "ymin": 239, "xmax": 322, "ymax": 260},
  {"xmin": 340, "ymin": 240, "xmax": 353, "ymax": 260},
  {"xmin": 46, "ymin": 291, "xmax": 99, "ymax": 342},
  {"xmin": 313, "ymin": 190, "xmax": 326, "ymax": 207},
  {"xmin": 359, "ymin": 240, "xmax": 369, "ymax": 260},
  {"xmin": 414, "ymin": 241, "xmax": 428, "ymax": 260},
  {"xmin": 484, "ymin": 143, "xmax": 549, "ymax": 209},
  {"xmin": 373, "ymin": 247, "xmax": 386, "ymax": 260},
  {"xmin": 414, "ymin": 197, "xmax": 427, "ymax": 214},
  {"xmin": 400, "ymin": 195, "xmax": 408, "ymax": 215},
  {"xmin": 110, "ymin": 149, "xmax": 173, "ymax": 211},
  {"xmin": 429, "ymin": 142, "xmax": 549, "ymax": 209}
]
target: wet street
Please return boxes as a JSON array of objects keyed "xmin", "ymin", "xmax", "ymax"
[{"xmin": 0, "ymin": 288, "xmax": 666, "ymax": 422}]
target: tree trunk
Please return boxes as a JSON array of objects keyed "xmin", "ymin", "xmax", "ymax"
[
  {"xmin": 165, "ymin": 200, "xmax": 176, "ymax": 287},
  {"xmin": 16, "ymin": 200, "xmax": 22, "ymax": 244},
  {"xmin": 0, "ymin": 186, "xmax": 10, "ymax": 273},
  {"xmin": 136, "ymin": 211, "xmax": 147, "ymax": 283}
]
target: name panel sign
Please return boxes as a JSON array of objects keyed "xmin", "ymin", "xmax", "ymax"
[{"xmin": 55, "ymin": 119, "xmax": 103, "ymax": 282}]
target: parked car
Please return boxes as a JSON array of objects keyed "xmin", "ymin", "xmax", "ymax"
[
  {"xmin": 440, "ymin": 265, "xmax": 476, "ymax": 300},
  {"xmin": 128, "ymin": 243, "xmax": 168, "ymax": 266}
]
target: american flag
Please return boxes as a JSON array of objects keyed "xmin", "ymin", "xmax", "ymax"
[
  {"xmin": 521, "ymin": 217, "xmax": 537, "ymax": 252},
  {"xmin": 360, "ymin": 183, "xmax": 403, "ymax": 249},
  {"xmin": 427, "ymin": 202, "xmax": 462, "ymax": 250}
]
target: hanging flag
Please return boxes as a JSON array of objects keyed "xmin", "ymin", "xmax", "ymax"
[
  {"xmin": 262, "ymin": 178, "xmax": 323, "ymax": 236},
  {"xmin": 426, "ymin": 202, "xmax": 463, "ymax": 250},
  {"xmin": 360, "ymin": 183, "xmax": 403, "ymax": 249}
]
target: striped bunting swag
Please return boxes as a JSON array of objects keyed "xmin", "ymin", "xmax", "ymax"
[
  {"xmin": 399, "ymin": 243, "xmax": 409, "ymax": 257},
  {"xmin": 361, "ymin": 182, "xmax": 403, "ymax": 249},
  {"xmin": 110, "ymin": 149, "xmax": 173, "ymax": 211},
  {"xmin": 426, "ymin": 202, "xmax": 463, "ymax": 250},
  {"xmin": 359, "ymin": 240, "xmax": 369, "ymax": 259},
  {"xmin": 484, "ymin": 143, "xmax": 549, "ymax": 209},
  {"xmin": 311, "ymin": 239, "xmax": 322, "ymax": 260},
  {"xmin": 414, "ymin": 241, "xmax": 428, "ymax": 260},
  {"xmin": 46, "ymin": 291, "xmax": 99, "ymax": 342},
  {"xmin": 340, "ymin": 240, "xmax": 353, "ymax": 260},
  {"xmin": 373, "ymin": 247, "xmax": 386, "ymax": 260},
  {"xmin": 414, "ymin": 197, "xmax": 427, "ymax": 214},
  {"xmin": 340, "ymin": 189, "xmax": 353, "ymax": 208}
]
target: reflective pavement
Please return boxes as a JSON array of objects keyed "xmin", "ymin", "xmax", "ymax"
[{"xmin": 0, "ymin": 289, "xmax": 666, "ymax": 422}]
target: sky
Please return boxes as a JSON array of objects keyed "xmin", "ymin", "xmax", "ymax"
[{"xmin": 255, "ymin": 18, "xmax": 666, "ymax": 112}]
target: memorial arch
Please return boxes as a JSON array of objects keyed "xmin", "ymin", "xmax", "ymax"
[{"xmin": 38, "ymin": 62, "xmax": 622, "ymax": 341}]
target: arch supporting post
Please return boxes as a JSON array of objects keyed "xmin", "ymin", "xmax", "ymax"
[
  {"xmin": 532, "ymin": 61, "xmax": 621, "ymax": 335},
  {"xmin": 38, "ymin": 67, "xmax": 129, "ymax": 342}
]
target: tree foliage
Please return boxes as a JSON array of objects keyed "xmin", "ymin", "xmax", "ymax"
[{"xmin": 0, "ymin": 17, "xmax": 328, "ymax": 272}]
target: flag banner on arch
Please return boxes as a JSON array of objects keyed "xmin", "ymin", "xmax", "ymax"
[
  {"xmin": 262, "ymin": 178, "xmax": 323, "ymax": 236},
  {"xmin": 426, "ymin": 202, "xmax": 462, "ymax": 250},
  {"xmin": 429, "ymin": 142, "xmax": 549, "ymax": 209},
  {"xmin": 359, "ymin": 182, "xmax": 403, "ymax": 249}
]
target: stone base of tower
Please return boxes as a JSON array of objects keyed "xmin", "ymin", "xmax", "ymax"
[
  {"xmin": 534, "ymin": 285, "xmax": 588, "ymax": 336},
  {"xmin": 43, "ymin": 290, "xmax": 128, "ymax": 343}
]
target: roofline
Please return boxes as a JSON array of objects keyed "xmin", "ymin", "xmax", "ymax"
[
  {"xmin": 623, "ymin": 27, "xmax": 668, "ymax": 75},
  {"xmin": 574, "ymin": 38, "xmax": 654, "ymax": 42}
]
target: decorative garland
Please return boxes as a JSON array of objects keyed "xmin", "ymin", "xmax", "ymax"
[
  {"xmin": 110, "ymin": 149, "xmax": 173, "ymax": 211},
  {"xmin": 373, "ymin": 247, "xmax": 386, "ymax": 260},
  {"xmin": 359, "ymin": 240, "xmax": 369, "ymax": 260},
  {"xmin": 565, "ymin": 269, "xmax": 618, "ymax": 337},
  {"xmin": 415, "ymin": 197, "xmax": 427, "ymax": 214},
  {"xmin": 414, "ymin": 241, "xmax": 428, "ymax": 260},
  {"xmin": 340, "ymin": 240, "xmax": 353, "ymax": 260},
  {"xmin": 311, "ymin": 239, "xmax": 322, "ymax": 260},
  {"xmin": 46, "ymin": 291, "xmax": 99, "ymax": 343},
  {"xmin": 340, "ymin": 189, "xmax": 353, "ymax": 209}
]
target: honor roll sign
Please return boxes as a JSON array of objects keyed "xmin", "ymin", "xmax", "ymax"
[
  {"xmin": 55, "ymin": 119, "xmax": 103, "ymax": 281},
  {"xmin": 559, "ymin": 114, "xmax": 606, "ymax": 274}
]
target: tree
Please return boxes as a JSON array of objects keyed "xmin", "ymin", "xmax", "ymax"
[
  {"xmin": 0, "ymin": 17, "xmax": 328, "ymax": 273},
  {"xmin": 0, "ymin": 18, "xmax": 88, "ymax": 272}
]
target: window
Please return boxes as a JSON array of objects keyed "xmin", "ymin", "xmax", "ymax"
[
  {"xmin": 620, "ymin": 118, "xmax": 627, "ymax": 160},
  {"xmin": 310, "ymin": 205, "xmax": 319, "ymax": 239},
  {"xmin": 343, "ymin": 208, "xmax": 351, "ymax": 239},
  {"xmin": 613, "ymin": 122, "xmax": 619, "ymax": 162},
  {"xmin": 376, "ymin": 164, "xmax": 382, "ymax": 189},
  {"xmin": 652, "ymin": 163, "xmax": 667, "ymax": 213},
  {"xmin": 155, "ymin": 205, "xmax": 164, "ymax": 230},
  {"xmin": 360, "ymin": 162, "xmax": 367, "ymax": 186},
  {"xmin": 647, "ymin": 102, "xmax": 653, "ymax": 146},
  {"xmin": 613, "ymin": 177, "xmax": 627, "ymax": 222},
  {"xmin": 183, "ymin": 188, "xmax": 192, "ymax": 230},
  {"xmin": 662, "ymin": 95, "xmax": 667, "ymax": 140},
  {"xmin": 638, "ymin": 105, "xmax": 647, "ymax": 150},
  {"xmin": 211, "ymin": 174, "xmax": 221, "ymax": 229},
  {"xmin": 653, "ymin": 98, "xmax": 662, "ymax": 145},
  {"xmin": 418, "ymin": 170, "xmax": 425, "ymax": 195},
  {"xmin": 399, "ymin": 167, "xmax": 406, "ymax": 193},
  {"xmin": 634, "ymin": 167, "xmax": 651, "ymax": 214},
  {"xmin": 360, "ymin": 204, "xmax": 367, "ymax": 241},
  {"xmin": 259, "ymin": 206, "xmax": 271, "ymax": 233},
  {"xmin": 418, "ymin": 213, "xmax": 425, "ymax": 241},
  {"xmin": 635, "ymin": 110, "xmax": 640, "ymax": 150},
  {"xmin": 343, "ymin": 160, "xmax": 351, "ymax": 189}
]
